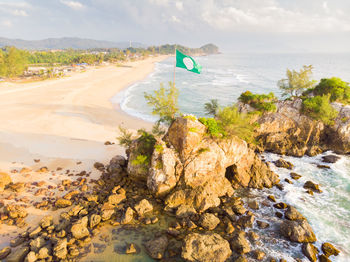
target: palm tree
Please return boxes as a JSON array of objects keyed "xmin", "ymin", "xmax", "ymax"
[{"xmin": 204, "ymin": 99, "xmax": 219, "ymax": 117}]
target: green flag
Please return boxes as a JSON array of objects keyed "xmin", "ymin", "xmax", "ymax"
[{"xmin": 176, "ymin": 49, "xmax": 202, "ymax": 74}]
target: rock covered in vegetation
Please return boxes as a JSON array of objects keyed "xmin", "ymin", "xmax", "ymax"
[
  {"xmin": 245, "ymin": 99, "xmax": 350, "ymax": 156},
  {"xmin": 141, "ymin": 117, "xmax": 279, "ymax": 212},
  {"xmin": 321, "ymin": 242, "xmax": 340, "ymax": 257},
  {"xmin": 302, "ymin": 243, "xmax": 319, "ymax": 262},
  {"xmin": 182, "ymin": 233, "xmax": 232, "ymax": 262}
]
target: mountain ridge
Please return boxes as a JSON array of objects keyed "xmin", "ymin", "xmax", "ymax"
[{"xmin": 0, "ymin": 37, "xmax": 145, "ymax": 50}]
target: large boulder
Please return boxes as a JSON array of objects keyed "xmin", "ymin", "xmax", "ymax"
[
  {"xmin": 280, "ymin": 219, "xmax": 316, "ymax": 243},
  {"xmin": 302, "ymin": 243, "xmax": 318, "ymax": 262},
  {"xmin": 230, "ymin": 231, "xmax": 251, "ymax": 254},
  {"xmin": 144, "ymin": 235, "xmax": 168, "ymax": 260},
  {"xmin": 0, "ymin": 172, "xmax": 11, "ymax": 192},
  {"xmin": 182, "ymin": 233, "xmax": 232, "ymax": 262},
  {"xmin": 147, "ymin": 117, "xmax": 278, "ymax": 212},
  {"xmin": 71, "ymin": 216, "xmax": 90, "ymax": 239}
]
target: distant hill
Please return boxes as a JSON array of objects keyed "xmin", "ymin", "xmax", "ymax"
[{"xmin": 0, "ymin": 37, "xmax": 145, "ymax": 50}]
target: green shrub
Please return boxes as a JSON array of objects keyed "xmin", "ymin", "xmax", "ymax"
[
  {"xmin": 216, "ymin": 106, "xmax": 255, "ymax": 143},
  {"xmin": 238, "ymin": 91, "xmax": 277, "ymax": 112},
  {"xmin": 310, "ymin": 77, "xmax": 350, "ymax": 104},
  {"xmin": 183, "ymin": 115, "xmax": 197, "ymax": 121},
  {"xmin": 199, "ymin": 117, "xmax": 224, "ymax": 138},
  {"xmin": 131, "ymin": 154, "xmax": 149, "ymax": 166},
  {"xmin": 136, "ymin": 129, "xmax": 157, "ymax": 156},
  {"xmin": 302, "ymin": 95, "xmax": 338, "ymax": 125},
  {"xmin": 117, "ymin": 125, "xmax": 133, "ymax": 148}
]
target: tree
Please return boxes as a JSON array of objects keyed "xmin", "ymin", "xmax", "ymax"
[
  {"xmin": 204, "ymin": 99, "xmax": 219, "ymax": 116},
  {"xmin": 278, "ymin": 65, "xmax": 315, "ymax": 97},
  {"xmin": 144, "ymin": 82, "xmax": 179, "ymax": 125},
  {"xmin": 2, "ymin": 47, "xmax": 29, "ymax": 77},
  {"xmin": 0, "ymin": 49, "xmax": 5, "ymax": 77}
]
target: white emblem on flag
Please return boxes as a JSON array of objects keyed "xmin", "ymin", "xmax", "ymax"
[{"xmin": 183, "ymin": 57, "xmax": 194, "ymax": 70}]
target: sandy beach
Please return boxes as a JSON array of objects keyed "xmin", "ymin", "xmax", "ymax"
[{"xmin": 0, "ymin": 55, "xmax": 166, "ymax": 248}]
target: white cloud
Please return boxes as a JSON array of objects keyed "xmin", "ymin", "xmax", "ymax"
[
  {"xmin": 12, "ymin": 9, "xmax": 28, "ymax": 16},
  {"xmin": 60, "ymin": 0, "xmax": 84, "ymax": 10},
  {"xmin": 175, "ymin": 1, "xmax": 183, "ymax": 11},
  {"xmin": 1, "ymin": 19, "xmax": 12, "ymax": 27},
  {"xmin": 199, "ymin": 0, "xmax": 350, "ymax": 33}
]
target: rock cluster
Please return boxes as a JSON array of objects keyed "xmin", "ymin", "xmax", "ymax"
[{"xmin": 239, "ymin": 99, "xmax": 350, "ymax": 156}]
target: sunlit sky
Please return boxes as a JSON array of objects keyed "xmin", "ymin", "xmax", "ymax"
[{"xmin": 0, "ymin": 0, "xmax": 350, "ymax": 52}]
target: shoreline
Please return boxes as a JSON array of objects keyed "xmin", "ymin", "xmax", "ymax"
[{"xmin": 0, "ymin": 55, "xmax": 167, "ymax": 249}]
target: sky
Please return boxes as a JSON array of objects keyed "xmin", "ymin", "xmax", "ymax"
[{"xmin": 0, "ymin": 0, "xmax": 350, "ymax": 52}]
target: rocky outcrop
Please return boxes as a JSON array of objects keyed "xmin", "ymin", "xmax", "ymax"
[
  {"xmin": 182, "ymin": 233, "xmax": 232, "ymax": 262},
  {"xmin": 240, "ymin": 99, "xmax": 350, "ymax": 156},
  {"xmin": 142, "ymin": 117, "xmax": 279, "ymax": 212},
  {"xmin": 0, "ymin": 172, "xmax": 11, "ymax": 192},
  {"xmin": 280, "ymin": 219, "xmax": 316, "ymax": 243}
]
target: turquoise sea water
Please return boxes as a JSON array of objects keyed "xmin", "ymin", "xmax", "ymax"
[{"xmin": 112, "ymin": 53, "xmax": 350, "ymax": 261}]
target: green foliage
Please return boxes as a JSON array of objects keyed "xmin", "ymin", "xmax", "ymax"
[
  {"xmin": 0, "ymin": 47, "xmax": 29, "ymax": 77},
  {"xmin": 278, "ymin": 65, "xmax": 316, "ymax": 97},
  {"xmin": 183, "ymin": 115, "xmax": 197, "ymax": 121},
  {"xmin": 154, "ymin": 144, "xmax": 164, "ymax": 153},
  {"xmin": 216, "ymin": 106, "xmax": 255, "ymax": 143},
  {"xmin": 144, "ymin": 82, "xmax": 179, "ymax": 125},
  {"xmin": 151, "ymin": 122, "xmax": 166, "ymax": 136},
  {"xmin": 199, "ymin": 117, "xmax": 224, "ymax": 138},
  {"xmin": 188, "ymin": 127, "xmax": 199, "ymax": 133},
  {"xmin": 238, "ymin": 91, "xmax": 277, "ymax": 112},
  {"xmin": 131, "ymin": 154, "xmax": 149, "ymax": 166},
  {"xmin": 116, "ymin": 125, "xmax": 133, "ymax": 148},
  {"xmin": 309, "ymin": 77, "xmax": 350, "ymax": 104},
  {"xmin": 136, "ymin": 129, "xmax": 157, "ymax": 155},
  {"xmin": 197, "ymin": 147, "xmax": 210, "ymax": 155},
  {"xmin": 204, "ymin": 99, "xmax": 219, "ymax": 116},
  {"xmin": 199, "ymin": 106, "xmax": 255, "ymax": 143},
  {"xmin": 302, "ymin": 95, "xmax": 338, "ymax": 125}
]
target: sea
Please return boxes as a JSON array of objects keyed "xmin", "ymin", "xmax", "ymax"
[{"xmin": 110, "ymin": 53, "xmax": 350, "ymax": 261}]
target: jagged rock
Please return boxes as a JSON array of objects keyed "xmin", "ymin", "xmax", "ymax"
[
  {"xmin": 231, "ymin": 231, "xmax": 251, "ymax": 254},
  {"xmin": 39, "ymin": 215, "xmax": 53, "ymax": 228},
  {"xmin": 285, "ymin": 206, "xmax": 305, "ymax": 221},
  {"xmin": 71, "ymin": 216, "xmax": 90, "ymax": 239},
  {"xmin": 273, "ymin": 159, "xmax": 294, "ymax": 169},
  {"xmin": 144, "ymin": 235, "xmax": 168, "ymax": 260},
  {"xmin": 274, "ymin": 202, "xmax": 288, "ymax": 209},
  {"xmin": 10, "ymin": 237, "xmax": 25, "ymax": 248},
  {"xmin": 248, "ymin": 200, "xmax": 259, "ymax": 210},
  {"xmin": 108, "ymin": 193, "xmax": 126, "ymax": 205},
  {"xmin": 257, "ymin": 220, "xmax": 269, "ymax": 229},
  {"xmin": 110, "ymin": 155, "xmax": 127, "ymax": 167},
  {"xmin": 322, "ymin": 155, "xmax": 340, "ymax": 163},
  {"xmin": 37, "ymin": 246, "xmax": 50, "ymax": 259},
  {"xmin": 5, "ymin": 204, "xmax": 28, "ymax": 219},
  {"xmin": 234, "ymin": 256, "xmax": 248, "ymax": 262},
  {"xmin": 253, "ymin": 250, "xmax": 266, "ymax": 260},
  {"xmin": 29, "ymin": 236, "xmax": 46, "ymax": 252},
  {"xmin": 176, "ymin": 205, "xmax": 197, "ymax": 218},
  {"xmin": 120, "ymin": 207, "xmax": 134, "ymax": 224},
  {"xmin": 280, "ymin": 219, "xmax": 316, "ymax": 243},
  {"xmin": 302, "ymin": 243, "xmax": 319, "ymax": 262},
  {"xmin": 134, "ymin": 199, "xmax": 153, "ymax": 216},
  {"xmin": 303, "ymin": 181, "xmax": 322, "ymax": 193},
  {"xmin": 290, "ymin": 172, "xmax": 302, "ymax": 180},
  {"xmin": 25, "ymin": 251, "xmax": 37, "ymax": 262},
  {"xmin": 199, "ymin": 213, "xmax": 220, "ymax": 230},
  {"xmin": 147, "ymin": 117, "xmax": 278, "ymax": 212},
  {"xmin": 127, "ymin": 138, "xmax": 152, "ymax": 182},
  {"xmin": 268, "ymin": 195, "xmax": 276, "ymax": 202},
  {"xmin": 125, "ymin": 243, "xmax": 137, "ymax": 254},
  {"xmin": 182, "ymin": 233, "xmax": 232, "ymax": 262},
  {"xmin": 53, "ymin": 238, "xmax": 67, "ymax": 260},
  {"xmin": 28, "ymin": 227, "xmax": 42, "ymax": 239},
  {"xmin": 6, "ymin": 246, "xmax": 30, "ymax": 262},
  {"xmin": 319, "ymin": 254, "xmax": 332, "ymax": 262},
  {"xmin": 89, "ymin": 214, "xmax": 101, "ymax": 228},
  {"xmin": 321, "ymin": 242, "xmax": 340, "ymax": 257},
  {"xmin": 0, "ymin": 247, "xmax": 11, "ymax": 260},
  {"xmin": 231, "ymin": 198, "xmax": 247, "ymax": 215},
  {"xmin": 237, "ymin": 214, "xmax": 255, "ymax": 229},
  {"xmin": 0, "ymin": 172, "xmax": 12, "ymax": 192},
  {"xmin": 253, "ymin": 99, "xmax": 325, "ymax": 157},
  {"xmin": 55, "ymin": 199, "xmax": 72, "ymax": 208}
]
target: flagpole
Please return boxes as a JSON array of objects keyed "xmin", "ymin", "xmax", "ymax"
[{"xmin": 173, "ymin": 45, "xmax": 176, "ymax": 87}]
